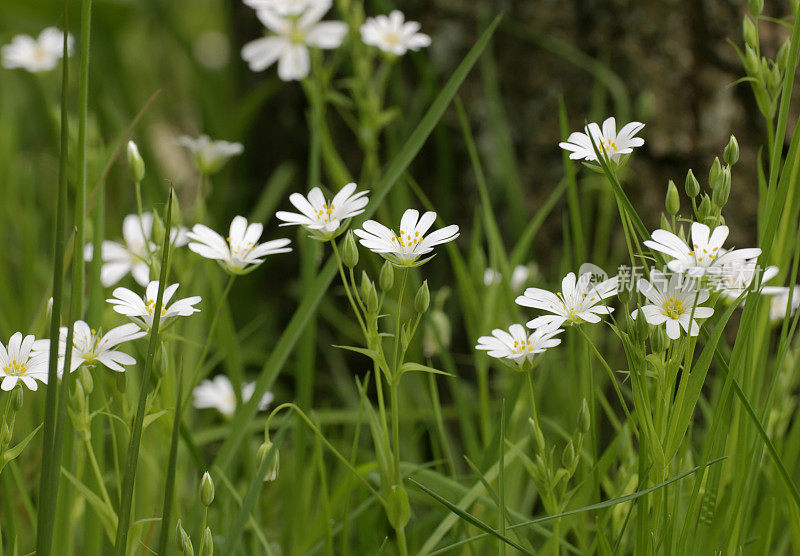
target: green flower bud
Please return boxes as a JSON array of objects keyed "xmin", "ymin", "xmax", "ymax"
[
  {"xmin": 578, "ymin": 399, "xmax": 591, "ymax": 434},
  {"xmin": 709, "ymin": 157, "xmax": 723, "ymax": 190},
  {"xmin": 200, "ymin": 471, "xmax": 215, "ymax": 506},
  {"xmin": 152, "ymin": 211, "xmax": 166, "ymax": 248},
  {"xmin": 713, "ymin": 166, "xmax": 731, "ymax": 208},
  {"xmin": 257, "ymin": 441, "xmax": 279, "ymax": 481},
  {"xmin": 651, "ymin": 326, "xmax": 669, "ymax": 354},
  {"xmin": 366, "ymin": 281, "xmax": 379, "ymax": 314},
  {"xmin": 342, "ymin": 231, "xmax": 359, "ymax": 269},
  {"xmin": 0, "ymin": 424, "xmax": 11, "ymax": 450},
  {"xmin": 531, "ymin": 455, "xmax": 549, "ymax": 487},
  {"xmin": 698, "ymin": 194, "xmax": 712, "ymax": 220},
  {"xmin": 79, "ymin": 366, "xmax": 93, "ymax": 395},
  {"xmin": 685, "ymin": 169, "xmax": 700, "ymax": 198},
  {"xmin": 127, "ymin": 141, "xmax": 145, "ymax": 183},
  {"xmin": 743, "ymin": 16, "xmax": 758, "ymax": 50},
  {"xmin": 199, "ymin": 527, "xmax": 213, "ymax": 556},
  {"xmin": 777, "ymin": 39, "xmax": 791, "ymax": 73},
  {"xmin": 748, "ymin": 0, "xmax": 763, "ymax": 16},
  {"xmin": 768, "ymin": 63, "xmax": 782, "ymax": 95},
  {"xmin": 528, "ymin": 417, "xmax": 546, "ymax": 453},
  {"xmin": 744, "ymin": 45, "xmax": 759, "ymax": 75},
  {"xmin": 176, "ymin": 520, "xmax": 194, "ymax": 555},
  {"xmin": 633, "ymin": 308, "xmax": 652, "ymax": 343},
  {"xmin": 360, "ymin": 271, "xmax": 371, "ymax": 301},
  {"xmin": 379, "ymin": 260, "xmax": 394, "ymax": 292},
  {"xmin": 666, "ymin": 180, "xmax": 680, "ymax": 216},
  {"xmin": 414, "ymin": 280, "xmax": 430, "ymax": 314},
  {"xmin": 723, "ymin": 136, "xmax": 740, "ymax": 166},
  {"xmin": 386, "ymin": 485, "xmax": 411, "ymax": 531},
  {"xmin": 618, "ymin": 282, "xmax": 633, "ymax": 305},
  {"xmin": 660, "ymin": 213, "xmax": 671, "ymax": 231},
  {"xmin": 11, "ymin": 387, "xmax": 23, "ymax": 412},
  {"xmin": 561, "ymin": 439, "xmax": 576, "ymax": 469},
  {"xmin": 71, "ymin": 381, "xmax": 86, "ymax": 413}
]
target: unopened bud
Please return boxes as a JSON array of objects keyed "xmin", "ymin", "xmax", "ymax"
[
  {"xmin": 723, "ymin": 136, "xmax": 739, "ymax": 166},
  {"xmin": 11, "ymin": 387, "xmax": 23, "ymax": 412},
  {"xmin": 743, "ymin": 16, "xmax": 758, "ymax": 50},
  {"xmin": 152, "ymin": 211, "xmax": 166, "ymax": 247},
  {"xmin": 651, "ymin": 326, "xmax": 669, "ymax": 353},
  {"xmin": 698, "ymin": 194, "xmax": 712, "ymax": 220},
  {"xmin": 386, "ymin": 485, "xmax": 411, "ymax": 530},
  {"xmin": 561, "ymin": 439, "xmax": 576, "ymax": 469},
  {"xmin": 257, "ymin": 441, "xmax": 279, "ymax": 481},
  {"xmin": 768, "ymin": 63, "xmax": 782, "ymax": 94},
  {"xmin": 709, "ymin": 157, "xmax": 723, "ymax": 190},
  {"xmin": 578, "ymin": 399, "xmax": 591, "ymax": 434},
  {"xmin": 360, "ymin": 271, "xmax": 371, "ymax": 301},
  {"xmin": 748, "ymin": 0, "xmax": 763, "ymax": 16},
  {"xmin": 633, "ymin": 308, "xmax": 651, "ymax": 343},
  {"xmin": 777, "ymin": 39, "xmax": 791, "ymax": 72},
  {"xmin": 342, "ymin": 232, "xmax": 359, "ymax": 269},
  {"xmin": 685, "ymin": 169, "xmax": 700, "ymax": 198},
  {"xmin": 414, "ymin": 280, "xmax": 430, "ymax": 314},
  {"xmin": 176, "ymin": 520, "xmax": 194, "ymax": 555},
  {"xmin": 366, "ymin": 282, "xmax": 379, "ymax": 313},
  {"xmin": 713, "ymin": 166, "xmax": 731, "ymax": 208},
  {"xmin": 127, "ymin": 141, "xmax": 145, "ymax": 183},
  {"xmin": 200, "ymin": 471, "xmax": 215, "ymax": 506},
  {"xmin": 79, "ymin": 366, "xmax": 93, "ymax": 395},
  {"xmin": 666, "ymin": 180, "xmax": 680, "ymax": 216},
  {"xmin": 528, "ymin": 418, "xmax": 546, "ymax": 453},
  {"xmin": 199, "ymin": 527, "xmax": 213, "ymax": 556},
  {"xmin": 744, "ymin": 45, "xmax": 759, "ymax": 75},
  {"xmin": 379, "ymin": 260, "xmax": 394, "ymax": 292}
]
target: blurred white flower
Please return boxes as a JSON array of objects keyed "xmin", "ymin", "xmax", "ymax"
[
  {"xmin": 483, "ymin": 268, "xmax": 501, "ymax": 287},
  {"xmin": 718, "ymin": 258, "xmax": 778, "ymax": 302},
  {"xmin": 177, "ymin": 135, "xmax": 243, "ymax": 175},
  {"xmin": 243, "ymin": 0, "xmax": 313, "ymax": 16},
  {"xmin": 187, "ymin": 216, "xmax": 292, "ymax": 275},
  {"xmin": 0, "ymin": 333, "xmax": 48, "ymax": 391},
  {"xmin": 33, "ymin": 321, "xmax": 145, "ymax": 374},
  {"xmin": 559, "ymin": 117, "xmax": 644, "ymax": 163},
  {"xmin": 511, "ymin": 265, "xmax": 531, "ymax": 290},
  {"xmin": 193, "ymin": 374, "xmax": 274, "ymax": 416},
  {"xmin": 763, "ymin": 286, "xmax": 800, "ymax": 322},
  {"xmin": 644, "ymin": 222, "xmax": 761, "ymax": 278},
  {"xmin": 632, "ymin": 270, "xmax": 714, "ymax": 340},
  {"xmin": 192, "ymin": 30, "xmax": 231, "ymax": 70},
  {"xmin": 241, "ymin": 0, "xmax": 347, "ymax": 81},
  {"xmin": 516, "ymin": 271, "xmax": 618, "ymax": 330},
  {"xmin": 84, "ymin": 212, "xmax": 189, "ymax": 287},
  {"xmin": 1, "ymin": 27, "xmax": 73, "ymax": 73},
  {"xmin": 107, "ymin": 281, "xmax": 201, "ymax": 330},
  {"xmin": 476, "ymin": 324, "xmax": 563, "ymax": 368},
  {"xmin": 360, "ymin": 10, "xmax": 431, "ymax": 56},
  {"xmin": 275, "ymin": 182, "xmax": 369, "ymax": 240},
  {"xmin": 354, "ymin": 209, "xmax": 459, "ymax": 267}
]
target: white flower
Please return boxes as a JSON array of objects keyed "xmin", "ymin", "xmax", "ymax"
[
  {"xmin": 516, "ymin": 271, "xmax": 618, "ymax": 329},
  {"xmin": 360, "ymin": 10, "xmax": 431, "ymax": 56},
  {"xmin": 483, "ymin": 265, "xmax": 531, "ymax": 291},
  {"xmin": 2, "ymin": 27, "xmax": 73, "ymax": 73},
  {"xmin": 177, "ymin": 134, "xmax": 243, "ymax": 175},
  {"xmin": 763, "ymin": 286, "xmax": 800, "ymax": 322},
  {"xmin": 33, "ymin": 321, "xmax": 145, "ymax": 374},
  {"xmin": 84, "ymin": 212, "xmax": 189, "ymax": 287},
  {"xmin": 275, "ymin": 182, "xmax": 369, "ymax": 240},
  {"xmin": 476, "ymin": 324, "xmax": 563, "ymax": 368},
  {"xmin": 718, "ymin": 258, "xmax": 779, "ymax": 302},
  {"xmin": 632, "ymin": 270, "xmax": 714, "ymax": 340},
  {"xmin": 644, "ymin": 222, "xmax": 762, "ymax": 278},
  {"xmin": 483, "ymin": 268, "xmax": 501, "ymax": 287},
  {"xmin": 186, "ymin": 216, "xmax": 292, "ymax": 275},
  {"xmin": 107, "ymin": 281, "xmax": 201, "ymax": 330},
  {"xmin": 353, "ymin": 209, "xmax": 459, "ymax": 267},
  {"xmin": 241, "ymin": 0, "xmax": 348, "ymax": 81},
  {"xmin": 559, "ymin": 117, "xmax": 645, "ymax": 163},
  {"xmin": 0, "ymin": 333, "xmax": 48, "ymax": 391},
  {"xmin": 193, "ymin": 374, "xmax": 275, "ymax": 416},
  {"xmin": 243, "ymin": 0, "xmax": 314, "ymax": 16}
]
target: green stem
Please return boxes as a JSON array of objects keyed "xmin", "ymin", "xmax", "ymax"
[
  {"xmin": 330, "ymin": 239, "xmax": 368, "ymax": 336},
  {"xmin": 83, "ymin": 435, "xmax": 113, "ymax": 513}
]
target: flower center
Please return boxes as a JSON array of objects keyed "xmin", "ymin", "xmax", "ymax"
[
  {"xmin": 391, "ymin": 229, "xmax": 422, "ymax": 249},
  {"xmin": 146, "ymin": 298, "xmax": 168, "ymax": 316},
  {"xmin": 227, "ymin": 237, "xmax": 255, "ymax": 258},
  {"xmin": 662, "ymin": 297, "xmax": 685, "ymax": 319},
  {"xmin": 3, "ymin": 359, "xmax": 27, "ymax": 376},
  {"xmin": 691, "ymin": 243, "xmax": 718, "ymax": 264},
  {"xmin": 512, "ymin": 339, "xmax": 532, "ymax": 354},
  {"xmin": 383, "ymin": 31, "xmax": 401, "ymax": 46},
  {"xmin": 314, "ymin": 203, "xmax": 336, "ymax": 224},
  {"xmin": 289, "ymin": 24, "xmax": 306, "ymax": 44},
  {"xmin": 605, "ymin": 139, "xmax": 618, "ymax": 152}
]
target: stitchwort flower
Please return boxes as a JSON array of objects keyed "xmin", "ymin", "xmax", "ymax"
[
  {"xmin": 559, "ymin": 117, "xmax": 645, "ymax": 163},
  {"xmin": 187, "ymin": 216, "xmax": 292, "ymax": 274},
  {"xmin": 354, "ymin": 209, "xmax": 459, "ymax": 267},
  {"xmin": 0, "ymin": 333, "xmax": 48, "ymax": 391},
  {"xmin": 763, "ymin": 285, "xmax": 800, "ymax": 322},
  {"xmin": 276, "ymin": 182, "xmax": 369, "ymax": 240},
  {"xmin": 177, "ymin": 134, "xmax": 244, "ymax": 176},
  {"xmin": 516, "ymin": 271, "xmax": 618, "ymax": 330},
  {"xmin": 2, "ymin": 27, "xmax": 73, "ymax": 73},
  {"xmin": 107, "ymin": 281, "xmax": 201, "ymax": 331},
  {"xmin": 193, "ymin": 375, "xmax": 275, "ymax": 417},
  {"xmin": 241, "ymin": 0, "xmax": 348, "ymax": 81},
  {"xmin": 360, "ymin": 11, "xmax": 431, "ymax": 56},
  {"xmin": 632, "ymin": 270, "xmax": 714, "ymax": 340},
  {"xmin": 243, "ymin": 0, "xmax": 315, "ymax": 16},
  {"xmin": 476, "ymin": 324, "xmax": 563, "ymax": 369}
]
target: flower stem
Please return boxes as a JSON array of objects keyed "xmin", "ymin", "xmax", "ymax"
[{"xmin": 330, "ymin": 239, "xmax": 368, "ymax": 337}]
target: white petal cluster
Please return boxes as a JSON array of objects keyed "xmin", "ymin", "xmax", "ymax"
[
  {"xmin": 0, "ymin": 333, "xmax": 48, "ymax": 391},
  {"xmin": 242, "ymin": 0, "xmax": 348, "ymax": 81},
  {"xmin": 177, "ymin": 135, "xmax": 243, "ymax": 175},
  {"xmin": 644, "ymin": 222, "xmax": 761, "ymax": 278},
  {"xmin": 559, "ymin": 117, "xmax": 644, "ymax": 163},
  {"xmin": 276, "ymin": 182, "xmax": 369, "ymax": 240},
  {"xmin": 763, "ymin": 285, "xmax": 800, "ymax": 322},
  {"xmin": 193, "ymin": 374, "xmax": 275, "ymax": 416},
  {"xmin": 360, "ymin": 11, "xmax": 431, "ymax": 56},
  {"xmin": 632, "ymin": 270, "xmax": 714, "ymax": 340},
  {"xmin": 476, "ymin": 324, "xmax": 563, "ymax": 368},
  {"xmin": 516, "ymin": 271, "xmax": 618, "ymax": 330},
  {"xmin": 107, "ymin": 281, "xmax": 201, "ymax": 330},
  {"xmin": 84, "ymin": 212, "xmax": 189, "ymax": 287},
  {"xmin": 187, "ymin": 216, "xmax": 292, "ymax": 274},
  {"xmin": 354, "ymin": 209, "xmax": 459, "ymax": 267},
  {"xmin": 2, "ymin": 27, "xmax": 73, "ymax": 73}
]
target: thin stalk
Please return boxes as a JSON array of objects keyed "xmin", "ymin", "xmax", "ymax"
[
  {"xmin": 330, "ymin": 239, "xmax": 367, "ymax": 336},
  {"xmin": 157, "ymin": 360, "xmax": 184, "ymax": 555}
]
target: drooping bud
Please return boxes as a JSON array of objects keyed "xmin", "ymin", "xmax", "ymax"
[
  {"xmin": 379, "ymin": 260, "xmax": 394, "ymax": 292},
  {"xmin": 342, "ymin": 231, "xmax": 359, "ymax": 269},
  {"xmin": 713, "ymin": 166, "xmax": 731, "ymax": 208},
  {"xmin": 386, "ymin": 485, "xmax": 411, "ymax": 531},
  {"xmin": 200, "ymin": 471, "xmax": 215, "ymax": 506},
  {"xmin": 257, "ymin": 441, "xmax": 279, "ymax": 481},
  {"xmin": 723, "ymin": 135, "xmax": 740, "ymax": 166},
  {"xmin": 666, "ymin": 180, "xmax": 680, "ymax": 216},
  {"xmin": 685, "ymin": 169, "xmax": 700, "ymax": 198},
  {"xmin": 743, "ymin": 16, "xmax": 758, "ymax": 50},
  {"xmin": 127, "ymin": 141, "xmax": 145, "ymax": 183},
  {"xmin": 414, "ymin": 280, "xmax": 430, "ymax": 314}
]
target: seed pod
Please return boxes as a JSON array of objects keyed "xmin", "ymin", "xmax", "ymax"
[
  {"xmin": 379, "ymin": 260, "xmax": 394, "ymax": 292},
  {"xmin": 743, "ymin": 16, "xmax": 758, "ymax": 51},
  {"xmin": 414, "ymin": 280, "xmax": 430, "ymax": 314},
  {"xmin": 666, "ymin": 180, "xmax": 680, "ymax": 216},
  {"xmin": 200, "ymin": 471, "xmax": 215, "ymax": 507},
  {"xmin": 685, "ymin": 169, "xmax": 700, "ymax": 198},
  {"xmin": 342, "ymin": 231, "xmax": 359, "ymax": 269},
  {"xmin": 386, "ymin": 485, "xmax": 411, "ymax": 531},
  {"xmin": 723, "ymin": 135, "xmax": 740, "ymax": 166},
  {"xmin": 127, "ymin": 141, "xmax": 145, "ymax": 183}
]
